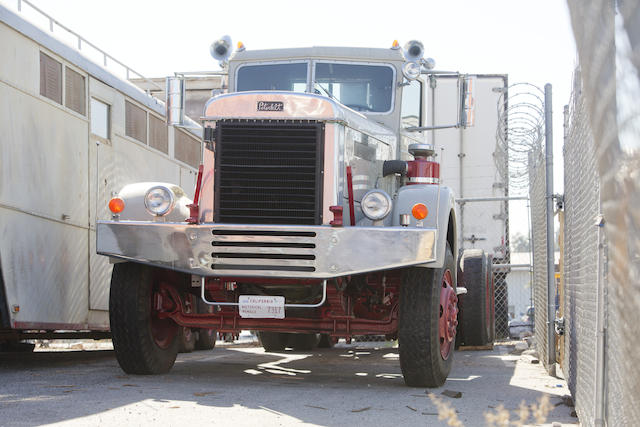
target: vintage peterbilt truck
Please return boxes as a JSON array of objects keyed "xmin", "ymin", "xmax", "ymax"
[{"xmin": 97, "ymin": 38, "xmax": 476, "ymax": 387}]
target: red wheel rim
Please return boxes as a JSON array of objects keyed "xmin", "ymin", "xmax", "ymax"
[
  {"xmin": 150, "ymin": 284, "xmax": 179, "ymax": 349},
  {"xmin": 439, "ymin": 269, "xmax": 458, "ymax": 360}
]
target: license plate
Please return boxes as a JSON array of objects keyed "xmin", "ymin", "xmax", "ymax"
[{"xmin": 238, "ymin": 295, "xmax": 285, "ymax": 319}]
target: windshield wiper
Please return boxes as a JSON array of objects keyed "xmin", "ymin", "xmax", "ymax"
[{"xmin": 312, "ymin": 82, "xmax": 337, "ymax": 101}]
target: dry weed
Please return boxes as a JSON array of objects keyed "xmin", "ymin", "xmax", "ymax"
[
  {"xmin": 531, "ymin": 394, "xmax": 552, "ymax": 424},
  {"xmin": 515, "ymin": 401, "xmax": 530, "ymax": 426},
  {"xmin": 428, "ymin": 393, "xmax": 464, "ymax": 427},
  {"xmin": 484, "ymin": 394, "xmax": 552, "ymax": 426},
  {"xmin": 484, "ymin": 404, "xmax": 510, "ymax": 427}
]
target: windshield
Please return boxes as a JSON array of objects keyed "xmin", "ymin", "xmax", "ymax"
[
  {"xmin": 235, "ymin": 61, "xmax": 395, "ymax": 113},
  {"xmin": 236, "ymin": 63, "xmax": 308, "ymax": 92},
  {"xmin": 314, "ymin": 63, "xmax": 394, "ymax": 113}
]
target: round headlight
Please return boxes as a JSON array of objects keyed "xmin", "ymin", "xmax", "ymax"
[
  {"xmin": 361, "ymin": 190, "xmax": 392, "ymax": 221},
  {"xmin": 402, "ymin": 61, "xmax": 421, "ymax": 80},
  {"xmin": 144, "ymin": 186, "xmax": 175, "ymax": 216}
]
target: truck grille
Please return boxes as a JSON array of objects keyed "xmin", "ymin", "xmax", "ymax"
[
  {"xmin": 214, "ymin": 121, "xmax": 324, "ymax": 225},
  {"xmin": 211, "ymin": 229, "xmax": 317, "ymax": 274}
]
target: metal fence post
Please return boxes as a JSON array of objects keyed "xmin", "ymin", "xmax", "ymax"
[{"xmin": 544, "ymin": 83, "xmax": 556, "ymax": 372}]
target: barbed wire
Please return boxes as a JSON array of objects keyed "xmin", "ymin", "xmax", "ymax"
[{"xmin": 495, "ymin": 83, "xmax": 546, "ymax": 195}]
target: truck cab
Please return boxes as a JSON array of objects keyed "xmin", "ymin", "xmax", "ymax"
[{"xmin": 98, "ymin": 40, "xmax": 469, "ymax": 387}]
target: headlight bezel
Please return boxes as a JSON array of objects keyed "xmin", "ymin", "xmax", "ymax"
[
  {"xmin": 402, "ymin": 61, "xmax": 421, "ymax": 80},
  {"xmin": 144, "ymin": 185, "xmax": 175, "ymax": 217},
  {"xmin": 360, "ymin": 189, "xmax": 393, "ymax": 221}
]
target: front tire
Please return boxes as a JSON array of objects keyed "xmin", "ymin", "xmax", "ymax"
[
  {"xmin": 109, "ymin": 263, "xmax": 180, "ymax": 374},
  {"xmin": 399, "ymin": 243, "xmax": 457, "ymax": 387}
]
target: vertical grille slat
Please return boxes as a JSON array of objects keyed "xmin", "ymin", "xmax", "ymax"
[{"xmin": 215, "ymin": 121, "xmax": 324, "ymax": 225}]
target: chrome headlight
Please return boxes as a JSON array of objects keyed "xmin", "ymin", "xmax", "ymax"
[
  {"xmin": 144, "ymin": 186, "xmax": 175, "ymax": 216},
  {"xmin": 361, "ymin": 190, "xmax": 392, "ymax": 221},
  {"xmin": 402, "ymin": 61, "xmax": 421, "ymax": 80}
]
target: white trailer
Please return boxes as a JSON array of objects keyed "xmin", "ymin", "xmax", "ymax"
[
  {"xmin": 0, "ymin": 5, "xmax": 201, "ymax": 345},
  {"xmin": 426, "ymin": 74, "xmax": 509, "ymax": 257},
  {"xmin": 425, "ymin": 74, "xmax": 512, "ymax": 341}
]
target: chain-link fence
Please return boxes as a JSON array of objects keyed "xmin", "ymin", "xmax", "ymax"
[
  {"xmin": 562, "ymin": 67, "xmax": 602, "ymax": 427},
  {"xmin": 491, "ymin": 83, "xmax": 545, "ymax": 341},
  {"xmin": 560, "ymin": 1, "xmax": 640, "ymax": 426},
  {"xmin": 528, "ymin": 147, "xmax": 550, "ymax": 369}
]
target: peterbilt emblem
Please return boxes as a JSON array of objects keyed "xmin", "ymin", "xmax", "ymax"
[{"xmin": 257, "ymin": 101, "xmax": 284, "ymax": 111}]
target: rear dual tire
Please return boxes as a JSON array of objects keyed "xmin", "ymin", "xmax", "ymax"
[
  {"xmin": 257, "ymin": 332, "xmax": 321, "ymax": 352},
  {"xmin": 456, "ymin": 250, "xmax": 496, "ymax": 347},
  {"xmin": 195, "ymin": 299, "xmax": 217, "ymax": 350}
]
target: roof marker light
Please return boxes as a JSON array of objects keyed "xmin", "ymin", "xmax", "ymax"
[{"xmin": 391, "ymin": 40, "xmax": 400, "ymax": 50}]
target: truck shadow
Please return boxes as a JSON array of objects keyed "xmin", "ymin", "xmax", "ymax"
[{"xmin": 0, "ymin": 343, "xmax": 574, "ymax": 426}]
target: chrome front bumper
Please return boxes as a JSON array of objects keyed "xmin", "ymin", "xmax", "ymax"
[{"xmin": 96, "ymin": 221, "xmax": 437, "ymax": 278}]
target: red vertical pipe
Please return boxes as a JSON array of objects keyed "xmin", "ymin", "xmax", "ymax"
[
  {"xmin": 346, "ymin": 166, "xmax": 356, "ymax": 226},
  {"xmin": 186, "ymin": 164, "xmax": 204, "ymax": 224},
  {"xmin": 193, "ymin": 164, "xmax": 204, "ymax": 204}
]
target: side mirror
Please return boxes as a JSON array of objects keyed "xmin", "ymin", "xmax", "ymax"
[
  {"xmin": 460, "ymin": 75, "xmax": 476, "ymax": 128},
  {"xmin": 405, "ymin": 73, "xmax": 477, "ymax": 133},
  {"xmin": 166, "ymin": 76, "xmax": 185, "ymax": 126}
]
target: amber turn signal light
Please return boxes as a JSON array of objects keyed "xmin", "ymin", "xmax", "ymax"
[
  {"xmin": 108, "ymin": 197, "xmax": 125, "ymax": 214},
  {"xmin": 411, "ymin": 203, "xmax": 428, "ymax": 220}
]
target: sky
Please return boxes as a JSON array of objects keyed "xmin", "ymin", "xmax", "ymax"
[{"xmin": 5, "ymin": 0, "xmax": 577, "ymax": 237}]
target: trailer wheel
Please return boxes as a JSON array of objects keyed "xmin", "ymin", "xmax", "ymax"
[
  {"xmin": 399, "ymin": 243, "xmax": 457, "ymax": 387},
  {"xmin": 195, "ymin": 299, "xmax": 217, "ymax": 350},
  {"xmin": 458, "ymin": 250, "xmax": 489, "ymax": 346},
  {"xmin": 289, "ymin": 333, "xmax": 320, "ymax": 351},
  {"xmin": 257, "ymin": 331, "xmax": 288, "ymax": 352},
  {"xmin": 109, "ymin": 263, "xmax": 180, "ymax": 374},
  {"xmin": 317, "ymin": 334, "xmax": 337, "ymax": 348},
  {"xmin": 455, "ymin": 261, "xmax": 465, "ymax": 349},
  {"xmin": 485, "ymin": 255, "xmax": 496, "ymax": 343}
]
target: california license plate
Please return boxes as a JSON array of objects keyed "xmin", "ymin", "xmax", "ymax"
[{"xmin": 238, "ymin": 295, "xmax": 285, "ymax": 319}]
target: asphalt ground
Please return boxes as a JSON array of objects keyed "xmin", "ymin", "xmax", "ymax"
[{"xmin": 0, "ymin": 340, "xmax": 578, "ymax": 426}]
